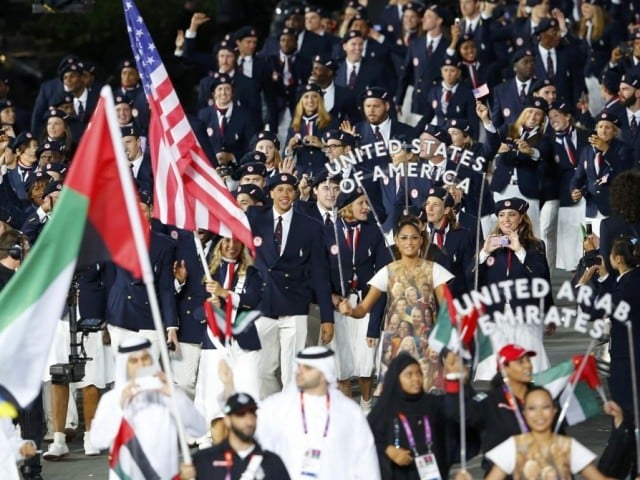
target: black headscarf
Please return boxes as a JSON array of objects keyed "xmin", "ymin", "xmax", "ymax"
[{"xmin": 368, "ymin": 353, "xmax": 425, "ymax": 429}]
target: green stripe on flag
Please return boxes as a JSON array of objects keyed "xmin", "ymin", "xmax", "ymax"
[
  {"xmin": 0, "ymin": 187, "xmax": 88, "ymax": 329},
  {"xmin": 564, "ymin": 382, "xmax": 601, "ymax": 425},
  {"xmin": 533, "ymin": 361, "xmax": 575, "ymax": 398}
]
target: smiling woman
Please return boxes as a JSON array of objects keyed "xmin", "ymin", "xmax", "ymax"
[
  {"xmin": 485, "ymin": 387, "xmax": 617, "ymax": 480},
  {"xmin": 338, "ymin": 215, "xmax": 454, "ymax": 393}
]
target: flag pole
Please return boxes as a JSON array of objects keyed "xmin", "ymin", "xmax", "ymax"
[
  {"xmin": 193, "ymin": 232, "xmax": 213, "ymax": 283},
  {"xmin": 554, "ymin": 338, "xmax": 597, "ymax": 433},
  {"xmin": 101, "ymin": 86, "xmax": 193, "ymax": 464},
  {"xmin": 353, "ymin": 175, "xmax": 396, "ymax": 261},
  {"xmin": 625, "ymin": 321, "xmax": 640, "ymax": 468},
  {"xmin": 456, "ymin": 325, "xmax": 469, "ymax": 473},
  {"xmin": 473, "ymin": 173, "xmax": 486, "ymax": 292}
]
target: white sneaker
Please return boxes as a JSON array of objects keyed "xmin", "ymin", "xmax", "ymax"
[
  {"xmin": 43, "ymin": 442, "xmax": 69, "ymax": 461},
  {"xmin": 84, "ymin": 432, "xmax": 100, "ymax": 456}
]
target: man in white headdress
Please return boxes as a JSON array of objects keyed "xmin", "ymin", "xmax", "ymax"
[
  {"xmin": 255, "ymin": 346, "xmax": 380, "ymax": 480},
  {"xmin": 90, "ymin": 336, "xmax": 206, "ymax": 479}
]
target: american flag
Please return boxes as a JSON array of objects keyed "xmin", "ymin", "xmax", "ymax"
[{"xmin": 122, "ymin": 0, "xmax": 254, "ymax": 252}]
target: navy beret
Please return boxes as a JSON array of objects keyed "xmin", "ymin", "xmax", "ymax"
[
  {"xmin": 447, "ymin": 118, "xmax": 472, "ymax": 134},
  {"xmin": 239, "ymin": 150, "xmax": 267, "ymax": 165},
  {"xmin": 267, "ymin": 173, "xmax": 298, "ymax": 190},
  {"xmin": 511, "ymin": 48, "xmax": 535, "ymax": 63},
  {"xmin": 43, "ymin": 108, "xmax": 69, "ymax": 122},
  {"xmin": 596, "ymin": 110, "xmax": 621, "ymax": 127},
  {"xmin": 24, "ymin": 171, "xmax": 50, "ymax": 194},
  {"xmin": 323, "ymin": 129, "xmax": 357, "ymax": 147},
  {"xmin": 42, "ymin": 180, "xmax": 63, "ymax": 199},
  {"xmin": 234, "ymin": 184, "xmax": 267, "ymax": 204},
  {"xmin": 342, "ymin": 30, "xmax": 365, "ymax": 44},
  {"xmin": 361, "ymin": 86, "xmax": 389, "ymax": 102},
  {"xmin": 121, "ymin": 125, "xmax": 140, "ymax": 138},
  {"xmin": 422, "ymin": 124, "xmax": 451, "ymax": 146},
  {"xmin": 495, "ymin": 197, "xmax": 529, "ymax": 215},
  {"xmin": 336, "ymin": 186, "xmax": 365, "ymax": 210},
  {"xmin": 426, "ymin": 186, "xmax": 454, "ymax": 208},
  {"xmin": 252, "ymin": 130, "xmax": 281, "ymax": 150},
  {"xmin": 9, "ymin": 132, "xmax": 35, "ymax": 152}
]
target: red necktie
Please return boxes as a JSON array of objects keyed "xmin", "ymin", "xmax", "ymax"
[
  {"xmin": 467, "ymin": 63, "xmax": 478, "ymax": 88},
  {"xmin": 546, "ymin": 51, "xmax": 555, "ymax": 81},
  {"xmin": 274, "ymin": 216, "xmax": 283, "ymax": 254},
  {"xmin": 444, "ymin": 89, "xmax": 452, "ymax": 104},
  {"xmin": 348, "ymin": 66, "xmax": 357, "ymax": 89},
  {"xmin": 217, "ymin": 108, "xmax": 228, "ymax": 135},
  {"xmin": 324, "ymin": 212, "xmax": 333, "ymax": 227},
  {"xmin": 519, "ymin": 83, "xmax": 527, "ymax": 104}
]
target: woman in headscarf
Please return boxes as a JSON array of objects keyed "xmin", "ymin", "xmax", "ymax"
[{"xmin": 368, "ymin": 352, "xmax": 459, "ymax": 479}]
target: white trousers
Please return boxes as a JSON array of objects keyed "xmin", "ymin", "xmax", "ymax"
[
  {"xmin": 539, "ymin": 200, "xmax": 559, "ymax": 272},
  {"xmin": 194, "ymin": 344, "xmax": 261, "ymax": 424},
  {"xmin": 170, "ymin": 342, "xmax": 202, "ymax": 399},
  {"xmin": 255, "ymin": 315, "xmax": 307, "ymax": 398},
  {"xmin": 556, "ymin": 200, "xmax": 585, "ymax": 271}
]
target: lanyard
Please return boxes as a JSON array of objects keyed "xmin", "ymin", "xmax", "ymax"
[
  {"xmin": 344, "ymin": 223, "xmax": 360, "ymax": 289},
  {"xmin": 224, "ymin": 450, "xmax": 233, "ymax": 480},
  {"xmin": 397, "ymin": 413, "xmax": 432, "ymax": 456},
  {"xmin": 501, "ymin": 384, "xmax": 529, "ymax": 433},
  {"xmin": 300, "ymin": 391, "xmax": 330, "ymax": 438}
]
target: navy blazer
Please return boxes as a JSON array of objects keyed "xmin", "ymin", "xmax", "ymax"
[
  {"xmin": 396, "ymin": 36, "xmax": 448, "ymax": 113},
  {"xmin": 246, "ymin": 205, "xmax": 333, "ymax": 321},
  {"xmin": 418, "ymin": 83, "xmax": 479, "ymax": 138},
  {"xmin": 551, "ymin": 127, "xmax": 590, "ymax": 207},
  {"xmin": 201, "ymin": 262, "xmax": 263, "ymax": 351},
  {"xmin": 490, "ymin": 79, "xmax": 529, "ymax": 129},
  {"xmin": 599, "ymin": 215, "xmax": 640, "ymax": 273},
  {"xmin": 429, "ymin": 224, "xmax": 475, "ymax": 299},
  {"xmin": 324, "ymin": 219, "xmax": 391, "ymax": 338},
  {"xmin": 617, "ymin": 110, "xmax": 640, "ymax": 162},
  {"xmin": 590, "ymin": 268, "xmax": 640, "ymax": 414},
  {"xmin": 297, "ymin": 30, "xmax": 333, "ymax": 61},
  {"xmin": 264, "ymin": 52, "xmax": 312, "ymax": 126},
  {"xmin": 570, "ymin": 138, "xmax": 634, "ymax": 217},
  {"xmin": 478, "ymin": 241, "xmax": 552, "ymax": 313},
  {"xmin": 533, "ymin": 46, "xmax": 585, "ymax": 111},
  {"xmin": 76, "ymin": 263, "xmax": 107, "ymax": 320},
  {"xmin": 334, "ymin": 58, "xmax": 389, "ymax": 101},
  {"xmin": 196, "ymin": 71, "xmax": 263, "ymax": 128},
  {"xmin": 106, "ymin": 230, "xmax": 178, "ymax": 330},
  {"xmin": 197, "ymin": 103, "xmax": 257, "ymax": 164},
  {"xmin": 169, "ymin": 228, "xmax": 211, "ymax": 344},
  {"xmin": 490, "ymin": 129, "xmax": 553, "ymax": 199},
  {"xmin": 284, "ymin": 119, "xmax": 339, "ymax": 177}
]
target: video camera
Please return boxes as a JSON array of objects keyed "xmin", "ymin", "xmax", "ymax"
[{"xmin": 49, "ymin": 272, "xmax": 102, "ymax": 384}]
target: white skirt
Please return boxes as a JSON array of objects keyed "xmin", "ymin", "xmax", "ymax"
[
  {"xmin": 474, "ymin": 321, "xmax": 550, "ymax": 381},
  {"xmin": 44, "ymin": 320, "xmax": 114, "ymax": 388},
  {"xmin": 556, "ymin": 200, "xmax": 585, "ymax": 271},
  {"xmin": 194, "ymin": 344, "xmax": 261, "ymax": 424},
  {"xmin": 330, "ymin": 295, "xmax": 376, "ymax": 379}
]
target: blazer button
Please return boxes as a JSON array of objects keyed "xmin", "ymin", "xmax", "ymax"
[
  {"xmin": 285, "ymin": 286, "xmax": 289, "ymax": 290},
  {"xmin": 263, "ymin": 283, "xmax": 267, "ymax": 286},
  {"xmin": 186, "ymin": 310, "xmax": 191, "ymax": 315},
  {"xmin": 145, "ymin": 301, "xmax": 149, "ymax": 305},
  {"xmin": 417, "ymin": 89, "xmax": 422, "ymax": 93},
  {"xmin": 187, "ymin": 296, "xmax": 191, "ymax": 300},
  {"xmin": 267, "ymin": 268, "xmax": 271, "ymax": 272},
  {"xmin": 127, "ymin": 295, "xmax": 132, "ymax": 300},
  {"xmin": 284, "ymin": 273, "xmax": 290, "ymax": 278}
]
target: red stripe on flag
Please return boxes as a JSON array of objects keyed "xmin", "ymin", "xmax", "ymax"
[
  {"xmin": 109, "ymin": 418, "xmax": 136, "ymax": 468},
  {"xmin": 64, "ymin": 95, "xmax": 148, "ymax": 278}
]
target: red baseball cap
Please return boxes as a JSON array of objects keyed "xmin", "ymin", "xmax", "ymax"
[{"xmin": 498, "ymin": 344, "xmax": 536, "ymax": 367}]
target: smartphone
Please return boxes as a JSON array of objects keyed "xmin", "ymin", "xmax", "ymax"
[
  {"xmin": 585, "ymin": 223, "xmax": 593, "ymax": 236},
  {"xmin": 490, "ymin": 236, "xmax": 510, "ymax": 247}
]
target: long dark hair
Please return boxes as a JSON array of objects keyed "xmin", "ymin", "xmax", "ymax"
[{"xmin": 611, "ymin": 235, "xmax": 640, "ymax": 268}]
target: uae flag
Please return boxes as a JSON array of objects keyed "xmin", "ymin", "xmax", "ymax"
[
  {"xmin": 428, "ymin": 285, "xmax": 492, "ymax": 362},
  {"xmin": 533, "ymin": 355, "xmax": 603, "ymax": 425},
  {"xmin": 0, "ymin": 87, "xmax": 147, "ymax": 408},
  {"xmin": 109, "ymin": 418, "xmax": 160, "ymax": 480}
]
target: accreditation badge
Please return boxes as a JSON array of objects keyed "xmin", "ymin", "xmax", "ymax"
[
  {"xmin": 415, "ymin": 453, "xmax": 442, "ymax": 480},
  {"xmin": 300, "ymin": 448, "xmax": 322, "ymax": 478}
]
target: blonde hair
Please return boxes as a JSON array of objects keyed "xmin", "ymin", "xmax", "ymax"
[
  {"xmin": 207, "ymin": 238, "xmax": 253, "ymax": 279},
  {"xmin": 291, "ymin": 92, "xmax": 332, "ymax": 131},
  {"xmin": 578, "ymin": 4, "xmax": 605, "ymax": 41}
]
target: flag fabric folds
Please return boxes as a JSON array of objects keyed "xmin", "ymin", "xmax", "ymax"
[
  {"xmin": 428, "ymin": 285, "xmax": 492, "ymax": 363},
  {"xmin": 109, "ymin": 418, "xmax": 161, "ymax": 480},
  {"xmin": 122, "ymin": 0, "xmax": 254, "ymax": 253},
  {"xmin": 0, "ymin": 89, "xmax": 146, "ymax": 408},
  {"xmin": 533, "ymin": 356, "xmax": 602, "ymax": 426}
]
